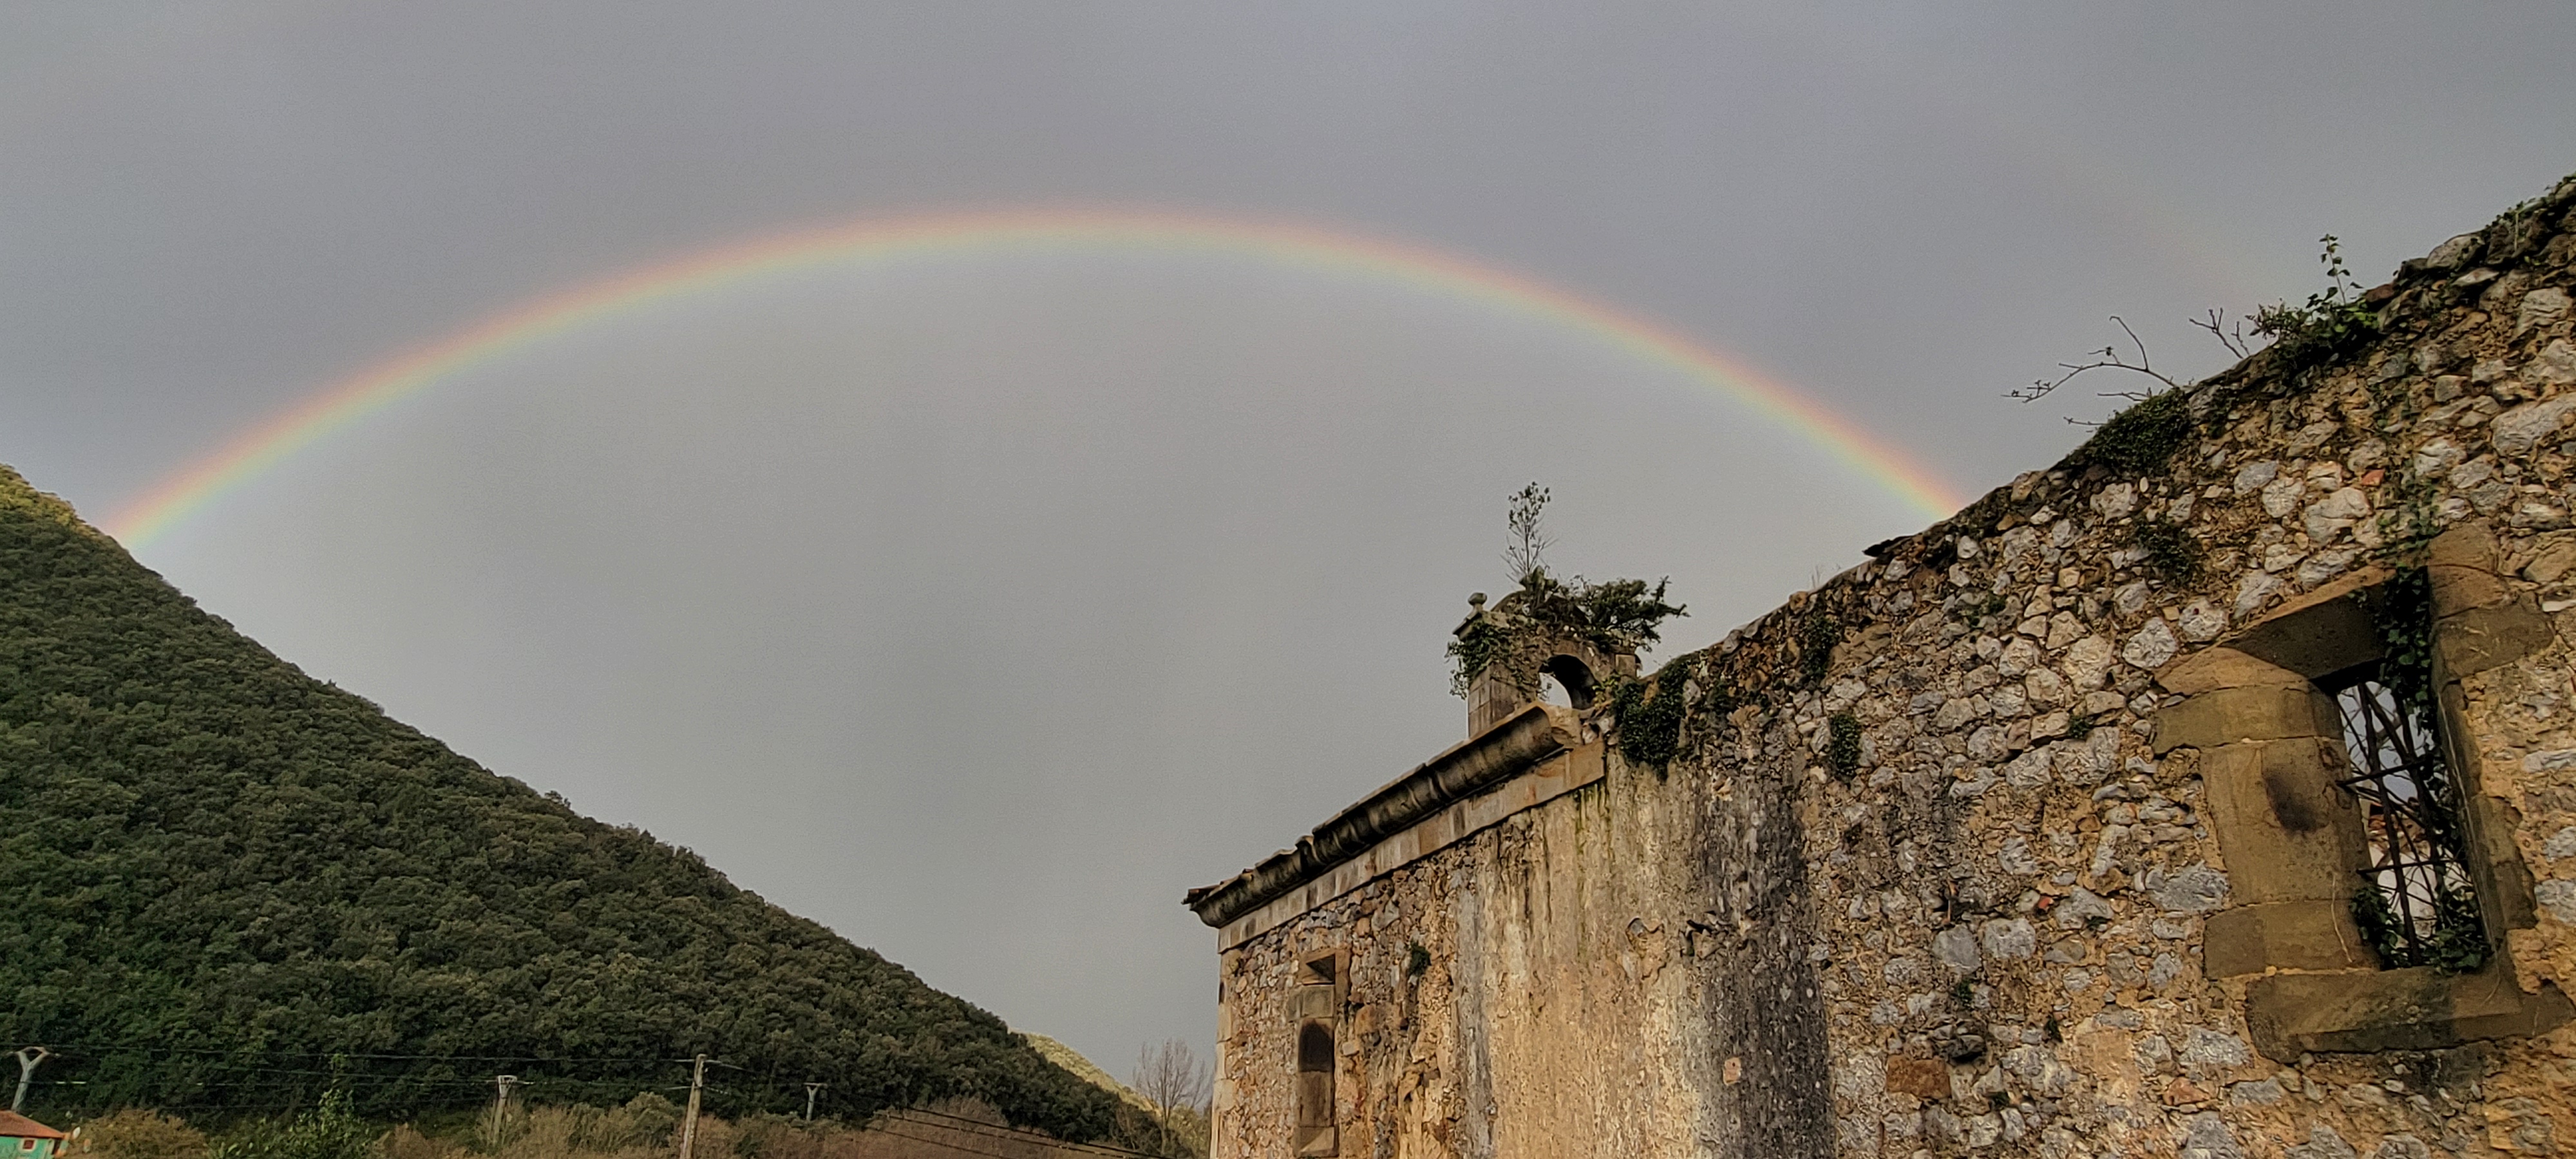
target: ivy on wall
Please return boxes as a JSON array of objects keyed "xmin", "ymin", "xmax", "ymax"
[
  {"xmin": 1826, "ymin": 714, "xmax": 1862, "ymax": 779},
  {"xmin": 1610, "ymin": 661, "xmax": 1689, "ymax": 773},
  {"xmin": 2078, "ymin": 390, "xmax": 2193, "ymax": 475},
  {"xmin": 2349, "ymin": 565, "xmax": 2486, "ymax": 974}
]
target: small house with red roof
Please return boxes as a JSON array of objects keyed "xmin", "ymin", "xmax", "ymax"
[{"xmin": 0, "ymin": 1112, "xmax": 66, "ymax": 1159}]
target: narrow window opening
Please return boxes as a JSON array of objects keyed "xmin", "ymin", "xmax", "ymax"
[
  {"xmin": 1294, "ymin": 1022, "xmax": 1336, "ymax": 1154},
  {"xmin": 2327, "ymin": 664, "xmax": 2485, "ymax": 970},
  {"xmin": 1298, "ymin": 1022, "xmax": 1334, "ymax": 1073}
]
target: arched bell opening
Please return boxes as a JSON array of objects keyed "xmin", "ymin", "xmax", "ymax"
[{"xmin": 1539, "ymin": 653, "xmax": 1598, "ymax": 710}]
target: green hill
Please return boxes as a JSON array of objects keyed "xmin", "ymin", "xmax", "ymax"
[
  {"xmin": 0, "ymin": 464, "xmax": 1120, "ymax": 1140},
  {"xmin": 1015, "ymin": 1034, "xmax": 1149, "ymax": 1111}
]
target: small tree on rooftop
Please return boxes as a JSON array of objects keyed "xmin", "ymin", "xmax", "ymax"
[
  {"xmin": 1502, "ymin": 482, "xmax": 1553, "ymax": 583},
  {"xmin": 1448, "ymin": 484, "xmax": 1685, "ymax": 697}
]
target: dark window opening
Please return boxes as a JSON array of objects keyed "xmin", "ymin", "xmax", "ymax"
[
  {"xmin": 1298, "ymin": 1022, "xmax": 1334, "ymax": 1074},
  {"xmin": 2327, "ymin": 664, "xmax": 2485, "ymax": 970},
  {"xmin": 1294, "ymin": 1021, "xmax": 1336, "ymax": 1153},
  {"xmin": 1540, "ymin": 654, "xmax": 1596, "ymax": 710}
]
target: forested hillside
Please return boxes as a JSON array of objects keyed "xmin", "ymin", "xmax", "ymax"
[{"xmin": 0, "ymin": 464, "xmax": 1120, "ymax": 1140}]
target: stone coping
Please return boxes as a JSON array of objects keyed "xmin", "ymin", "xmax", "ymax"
[
  {"xmin": 1203, "ymin": 739, "xmax": 1607, "ymax": 951},
  {"xmin": 1186, "ymin": 703, "xmax": 1580, "ymax": 933}
]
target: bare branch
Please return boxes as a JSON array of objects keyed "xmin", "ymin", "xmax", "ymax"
[
  {"xmin": 1131, "ymin": 1039, "xmax": 1212, "ymax": 1156},
  {"xmin": 2190, "ymin": 307, "xmax": 2253, "ymax": 360},
  {"xmin": 2006, "ymin": 316, "xmax": 2188, "ymax": 405},
  {"xmin": 2110, "ymin": 315, "xmax": 2151, "ymax": 372}
]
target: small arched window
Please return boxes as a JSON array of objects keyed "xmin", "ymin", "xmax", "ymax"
[{"xmin": 1540, "ymin": 654, "xmax": 1597, "ymax": 710}]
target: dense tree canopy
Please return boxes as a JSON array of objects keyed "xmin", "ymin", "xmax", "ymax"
[{"xmin": 0, "ymin": 465, "xmax": 1121, "ymax": 1140}]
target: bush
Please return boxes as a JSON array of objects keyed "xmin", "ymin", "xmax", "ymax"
[
  {"xmin": 71, "ymin": 1111, "xmax": 207, "ymax": 1159},
  {"xmin": 208, "ymin": 1093, "xmax": 375, "ymax": 1159},
  {"xmin": 2080, "ymin": 390, "xmax": 2192, "ymax": 475},
  {"xmin": 2250, "ymin": 234, "xmax": 2380, "ymax": 371},
  {"xmin": 2133, "ymin": 518, "xmax": 2201, "ymax": 584},
  {"xmin": 1609, "ymin": 664, "xmax": 1688, "ymax": 771}
]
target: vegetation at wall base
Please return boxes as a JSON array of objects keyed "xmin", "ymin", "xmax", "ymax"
[
  {"xmin": 206, "ymin": 1093, "xmax": 375, "ymax": 1159},
  {"xmin": 71, "ymin": 1097, "xmax": 1146, "ymax": 1159},
  {"xmin": 2352, "ymin": 883, "xmax": 2486, "ymax": 975},
  {"xmin": 0, "ymin": 464, "xmax": 1121, "ymax": 1141}
]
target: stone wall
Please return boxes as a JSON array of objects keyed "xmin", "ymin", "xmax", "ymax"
[{"xmin": 1197, "ymin": 174, "xmax": 2576, "ymax": 1158}]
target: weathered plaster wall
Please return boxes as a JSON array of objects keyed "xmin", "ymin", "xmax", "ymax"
[
  {"xmin": 1213, "ymin": 732, "xmax": 1830, "ymax": 1159},
  {"xmin": 1207, "ymin": 174, "xmax": 2576, "ymax": 1158}
]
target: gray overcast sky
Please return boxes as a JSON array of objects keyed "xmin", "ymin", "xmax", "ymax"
[{"xmin": 5, "ymin": 2, "xmax": 2572, "ymax": 1071}]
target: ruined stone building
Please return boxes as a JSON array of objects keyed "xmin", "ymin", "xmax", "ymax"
[{"xmin": 1186, "ymin": 174, "xmax": 2576, "ymax": 1157}]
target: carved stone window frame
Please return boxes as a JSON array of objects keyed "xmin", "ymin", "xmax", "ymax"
[
  {"xmin": 2152, "ymin": 523, "xmax": 2572, "ymax": 1059},
  {"xmin": 1288, "ymin": 948, "xmax": 1346, "ymax": 1156}
]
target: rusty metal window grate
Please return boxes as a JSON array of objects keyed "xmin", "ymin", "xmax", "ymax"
[{"xmin": 2330, "ymin": 668, "xmax": 2485, "ymax": 970}]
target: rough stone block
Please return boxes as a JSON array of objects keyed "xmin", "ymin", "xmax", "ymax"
[
  {"xmin": 2244, "ymin": 962, "xmax": 2575, "ymax": 1062},
  {"xmin": 1884, "ymin": 1057, "xmax": 1951, "ymax": 1099},
  {"xmin": 2202, "ymin": 900, "xmax": 2376, "ymax": 977},
  {"xmin": 2152, "ymin": 686, "xmax": 2337, "ymax": 754},
  {"xmin": 1287, "ymin": 984, "xmax": 1336, "ymax": 1022},
  {"xmin": 2428, "ymin": 564, "xmax": 2510, "ymax": 616},
  {"xmin": 2427, "ymin": 522, "xmax": 2499, "ymax": 571},
  {"xmin": 2197, "ymin": 740, "xmax": 2369, "ymax": 905},
  {"xmin": 2521, "ymin": 534, "xmax": 2576, "ymax": 583},
  {"xmin": 2156, "ymin": 646, "xmax": 2303, "ymax": 697},
  {"xmin": 2436, "ymin": 598, "xmax": 2555, "ymax": 678},
  {"xmin": 2224, "ymin": 578, "xmax": 2386, "ymax": 681}
]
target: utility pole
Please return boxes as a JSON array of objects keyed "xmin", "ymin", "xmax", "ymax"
[
  {"xmin": 677, "ymin": 1055, "xmax": 707, "ymax": 1159},
  {"xmin": 801, "ymin": 1082, "xmax": 824, "ymax": 1122},
  {"xmin": 12, "ymin": 1047, "xmax": 50, "ymax": 1114},
  {"xmin": 489, "ymin": 1075, "xmax": 521, "ymax": 1145}
]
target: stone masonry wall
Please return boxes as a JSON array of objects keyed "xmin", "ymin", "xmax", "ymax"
[{"xmin": 1209, "ymin": 174, "xmax": 2576, "ymax": 1158}]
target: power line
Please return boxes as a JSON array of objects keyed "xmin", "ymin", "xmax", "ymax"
[{"xmin": 36, "ymin": 1042, "xmax": 696, "ymax": 1064}]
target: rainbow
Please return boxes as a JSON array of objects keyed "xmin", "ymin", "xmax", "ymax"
[{"xmin": 105, "ymin": 209, "xmax": 1967, "ymax": 546}]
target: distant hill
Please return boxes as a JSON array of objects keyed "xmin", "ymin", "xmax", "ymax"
[
  {"xmin": 1015, "ymin": 1034, "xmax": 1150, "ymax": 1111},
  {"xmin": 0, "ymin": 464, "xmax": 1121, "ymax": 1141}
]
